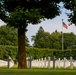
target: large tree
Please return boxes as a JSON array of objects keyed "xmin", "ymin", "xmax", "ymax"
[{"xmin": 0, "ymin": 0, "xmax": 61, "ymax": 69}]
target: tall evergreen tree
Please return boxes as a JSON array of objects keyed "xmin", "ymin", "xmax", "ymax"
[{"xmin": 32, "ymin": 26, "xmax": 51, "ymax": 48}]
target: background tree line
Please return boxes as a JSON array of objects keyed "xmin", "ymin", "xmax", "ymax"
[
  {"xmin": 0, "ymin": 25, "xmax": 76, "ymax": 50},
  {"xmin": 32, "ymin": 26, "xmax": 76, "ymax": 49}
]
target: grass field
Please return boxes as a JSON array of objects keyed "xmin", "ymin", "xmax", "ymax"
[
  {"xmin": 0, "ymin": 68, "xmax": 76, "ymax": 75},
  {"xmin": 0, "ymin": 65, "xmax": 76, "ymax": 75}
]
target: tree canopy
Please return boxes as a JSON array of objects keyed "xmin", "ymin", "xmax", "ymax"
[
  {"xmin": 63, "ymin": 0, "xmax": 76, "ymax": 25},
  {"xmin": 1, "ymin": 0, "xmax": 61, "ymax": 29}
]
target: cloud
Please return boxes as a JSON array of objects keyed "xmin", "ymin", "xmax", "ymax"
[{"xmin": 0, "ymin": 19, "xmax": 6, "ymax": 26}]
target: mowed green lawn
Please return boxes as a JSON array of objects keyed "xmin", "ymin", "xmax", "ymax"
[{"xmin": 0, "ymin": 68, "xmax": 76, "ymax": 75}]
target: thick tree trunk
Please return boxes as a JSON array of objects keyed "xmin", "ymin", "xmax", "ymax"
[{"xmin": 18, "ymin": 28, "xmax": 27, "ymax": 69}]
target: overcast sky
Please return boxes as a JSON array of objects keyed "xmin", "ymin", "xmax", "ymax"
[{"xmin": 0, "ymin": 5, "xmax": 76, "ymax": 45}]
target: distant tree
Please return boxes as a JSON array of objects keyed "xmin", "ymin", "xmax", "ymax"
[
  {"xmin": 32, "ymin": 28, "xmax": 76, "ymax": 49},
  {"xmin": 63, "ymin": 32, "xmax": 75, "ymax": 49},
  {"xmin": 55, "ymin": 30, "xmax": 58, "ymax": 33},
  {"xmin": 32, "ymin": 26, "xmax": 51, "ymax": 48},
  {"xmin": 0, "ymin": 25, "xmax": 18, "ymax": 46},
  {"xmin": 50, "ymin": 32, "xmax": 61, "ymax": 49},
  {"xmin": 32, "ymin": 26, "xmax": 45, "ymax": 47},
  {"xmin": 0, "ymin": 25, "xmax": 29, "ymax": 46}
]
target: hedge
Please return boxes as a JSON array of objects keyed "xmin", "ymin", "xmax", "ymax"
[
  {"xmin": 0, "ymin": 45, "xmax": 18, "ymax": 60},
  {"xmin": 0, "ymin": 45, "xmax": 76, "ymax": 60}
]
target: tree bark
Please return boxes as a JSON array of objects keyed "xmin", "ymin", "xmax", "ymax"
[{"xmin": 18, "ymin": 28, "xmax": 27, "ymax": 69}]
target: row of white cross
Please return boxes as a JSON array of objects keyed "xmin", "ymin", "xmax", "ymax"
[{"xmin": 27, "ymin": 57, "xmax": 76, "ymax": 69}]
